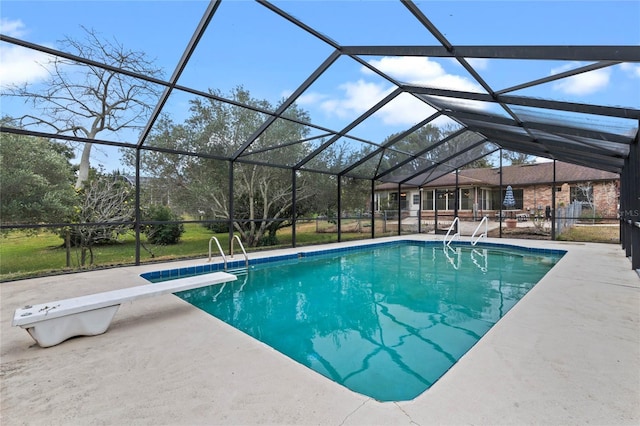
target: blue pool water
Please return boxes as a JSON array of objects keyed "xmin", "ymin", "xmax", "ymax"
[{"xmin": 144, "ymin": 241, "xmax": 564, "ymax": 401}]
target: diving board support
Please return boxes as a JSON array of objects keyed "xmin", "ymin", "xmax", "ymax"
[{"xmin": 12, "ymin": 272, "xmax": 237, "ymax": 347}]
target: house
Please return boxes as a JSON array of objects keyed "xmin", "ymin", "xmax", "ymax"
[{"xmin": 374, "ymin": 162, "xmax": 619, "ymax": 221}]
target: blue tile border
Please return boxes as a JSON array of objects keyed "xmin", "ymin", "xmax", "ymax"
[
  {"xmin": 141, "ymin": 239, "xmax": 566, "ymax": 282},
  {"xmin": 446, "ymin": 240, "xmax": 567, "ymax": 257}
]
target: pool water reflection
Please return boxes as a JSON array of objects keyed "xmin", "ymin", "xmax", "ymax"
[{"xmin": 174, "ymin": 242, "xmax": 564, "ymax": 401}]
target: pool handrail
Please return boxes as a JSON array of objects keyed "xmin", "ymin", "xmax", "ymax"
[
  {"xmin": 471, "ymin": 216, "xmax": 488, "ymax": 246},
  {"xmin": 443, "ymin": 217, "xmax": 460, "ymax": 247},
  {"xmin": 443, "ymin": 244, "xmax": 461, "ymax": 269},
  {"xmin": 471, "ymin": 248, "xmax": 488, "ymax": 272},
  {"xmin": 208, "ymin": 236, "xmax": 227, "ymax": 270},
  {"xmin": 230, "ymin": 235, "xmax": 249, "ymax": 269}
]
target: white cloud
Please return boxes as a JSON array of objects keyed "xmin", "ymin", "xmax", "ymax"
[
  {"xmin": 466, "ymin": 58, "xmax": 489, "ymax": 71},
  {"xmin": 298, "ymin": 56, "xmax": 487, "ymax": 128},
  {"xmin": 620, "ymin": 62, "xmax": 640, "ymax": 79},
  {"xmin": 551, "ymin": 63, "xmax": 611, "ymax": 95},
  {"xmin": 0, "ymin": 45, "xmax": 53, "ymax": 88},
  {"xmin": 297, "ymin": 91, "xmax": 331, "ymax": 106},
  {"xmin": 0, "ymin": 19, "xmax": 54, "ymax": 88},
  {"xmin": 318, "ymin": 79, "xmax": 393, "ymax": 119},
  {"xmin": 366, "ymin": 56, "xmax": 488, "ymax": 124},
  {"xmin": 365, "ymin": 56, "xmax": 484, "ymax": 93},
  {"xmin": 0, "ymin": 17, "xmax": 27, "ymax": 37},
  {"xmin": 369, "ymin": 92, "xmax": 435, "ymax": 126},
  {"xmin": 288, "ymin": 56, "xmax": 490, "ymax": 130},
  {"xmin": 365, "ymin": 56, "xmax": 445, "ymax": 82}
]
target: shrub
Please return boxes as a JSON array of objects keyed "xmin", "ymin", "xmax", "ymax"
[
  {"xmin": 579, "ymin": 209, "xmax": 603, "ymax": 223},
  {"xmin": 203, "ymin": 220, "xmax": 229, "ymax": 233},
  {"xmin": 143, "ymin": 205, "xmax": 185, "ymax": 245},
  {"xmin": 257, "ymin": 233, "xmax": 279, "ymax": 247}
]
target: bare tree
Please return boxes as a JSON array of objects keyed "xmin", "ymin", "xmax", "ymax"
[
  {"xmin": 601, "ymin": 181, "xmax": 619, "ymax": 218},
  {"xmin": 73, "ymin": 174, "xmax": 135, "ymax": 266},
  {"xmin": 575, "ymin": 182, "xmax": 594, "ymax": 209},
  {"xmin": 4, "ymin": 27, "xmax": 163, "ymax": 188}
]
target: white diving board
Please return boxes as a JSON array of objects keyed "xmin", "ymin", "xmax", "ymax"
[{"xmin": 12, "ymin": 272, "xmax": 237, "ymax": 348}]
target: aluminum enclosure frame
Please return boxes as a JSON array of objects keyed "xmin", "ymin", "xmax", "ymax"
[{"xmin": 1, "ymin": 0, "xmax": 639, "ymax": 269}]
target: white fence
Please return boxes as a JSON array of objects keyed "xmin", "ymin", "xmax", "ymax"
[{"xmin": 555, "ymin": 201, "xmax": 583, "ymax": 235}]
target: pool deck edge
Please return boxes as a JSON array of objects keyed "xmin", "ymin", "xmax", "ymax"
[{"xmin": 1, "ymin": 235, "xmax": 638, "ymax": 425}]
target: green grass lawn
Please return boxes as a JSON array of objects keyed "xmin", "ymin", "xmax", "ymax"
[
  {"xmin": 0, "ymin": 224, "xmax": 225, "ymax": 281},
  {"xmin": 0, "ymin": 222, "xmax": 379, "ymax": 281},
  {"xmin": 4, "ymin": 220, "xmax": 617, "ymax": 281},
  {"xmin": 556, "ymin": 224, "xmax": 619, "ymax": 244}
]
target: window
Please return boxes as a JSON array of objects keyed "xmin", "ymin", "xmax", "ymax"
[
  {"xmin": 570, "ymin": 185, "xmax": 593, "ymax": 203},
  {"xmin": 400, "ymin": 193, "xmax": 407, "ymax": 210},
  {"xmin": 412, "ymin": 194, "xmax": 420, "ymax": 205},
  {"xmin": 459, "ymin": 188, "xmax": 473, "ymax": 210},
  {"xmin": 436, "ymin": 189, "xmax": 456, "ymax": 210},
  {"xmin": 423, "ymin": 190, "xmax": 434, "ymax": 210},
  {"xmin": 479, "ymin": 188, "xmax": 491, "ymax": 210}
]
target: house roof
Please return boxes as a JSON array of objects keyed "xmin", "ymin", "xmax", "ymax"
[{"xmin": 376, "ymin": 161, "xmax": 619, "ymax": 190}]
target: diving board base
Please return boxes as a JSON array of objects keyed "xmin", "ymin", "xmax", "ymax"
[
  {"xmin": 12, "ymin": 271, "xmax": 238, "ymax": 348},
  {"xmin": 24, "ymin": 305, "xmax": 120, "ymax": 348}
]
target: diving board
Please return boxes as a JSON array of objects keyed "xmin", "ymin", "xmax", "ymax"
[{"xmin": 12, "ymin": 272, "xmax": 237, "ymax": 348}]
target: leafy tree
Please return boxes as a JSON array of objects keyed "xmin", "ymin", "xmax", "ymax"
[
  {"xmin": 3, "ymin": 27, "xmax": 163, "ymax": 188},
  {"xmin": 304, "ymin": 174, "xmax": 337, "ymax": 216},
  {"xmin": 125, "ymin": 87, "xmax": 316, "ymax": 247},
  {"xmin": 462, "ymin": 156, "xmax": 494, "ymax": 169},
  {"xmin": 0, "ymin": 124, "xmax": 76, "ymax": 225},
  {"xmin": 502, "ymin": 150, "xmax": 536, "ymax": 165},
  {"xmin": 380, "ymin": 124, "xmax": 497, "ymax": 181},
  {"xmin": 143, "ymin": 205, "xmax": 184, "ymax": 245},
  {"xmin": 379, "ymin": 124, "xmax": 445, "ymax": 176}
]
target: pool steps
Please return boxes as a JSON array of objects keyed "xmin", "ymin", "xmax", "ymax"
[{"xmin": 208, "ymin": 235, "xmax": 249, "ymax": 271}]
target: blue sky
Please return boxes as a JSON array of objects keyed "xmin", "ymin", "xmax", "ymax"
[{"xmin": 1, "ymin": 0, "xmax": 639, "ymax": 171}]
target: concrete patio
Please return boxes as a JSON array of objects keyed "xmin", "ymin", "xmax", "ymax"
[{"xmin": 1, "ymin": 235, "xmax": 638, "ymax": 425}]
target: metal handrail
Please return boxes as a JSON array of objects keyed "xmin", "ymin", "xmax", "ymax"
[
  {"xmin": 230, "ymin": 235, "xmax": 249, "ymax": 269},
  {"xmin": 471, "ymin": 248, "xmax": 488, "ymax": 272},
  {"xmin": 208, "ymin": 236, "xmax": 227, "ymax": 270},
  {"xmin": 443, "ymin": 216, "xmax": 460, "ymax": 246},
  {"xmin": 471, "ymin": 216, "xmax": 488, "ymax": 246},
  {"xmin": 443, "ymin": 245, "xmax": 461, "ymax": 269}
]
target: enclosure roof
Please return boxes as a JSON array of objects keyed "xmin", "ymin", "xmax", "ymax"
[
  {"xmin": 1, "ymin": 0, "xmax": 639, "ymax": 184},
  {"xmin": 376, "ymin": 161, "xmax": 620, "ymax": 190}
]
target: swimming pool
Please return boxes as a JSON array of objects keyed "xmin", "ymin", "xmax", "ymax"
[{"xmin": 143, "ymin": 240, "xmax": 565, "ymax": 401}]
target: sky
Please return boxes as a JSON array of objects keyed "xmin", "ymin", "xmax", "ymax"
[{"xmin": 1, "ymin": 0, "xmax": 639, "ymax": 172}]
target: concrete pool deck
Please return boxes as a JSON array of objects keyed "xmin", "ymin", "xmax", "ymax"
[{"xmin": 1, "ymin": 236, "xmax": 638, "ymax": 425}]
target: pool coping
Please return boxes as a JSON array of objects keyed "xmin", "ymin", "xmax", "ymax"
[
  {"xmin": 1, "ymin": 235, "xmax": 639, "ymax": 425},
  {"xmin": 141, "ymin": 239, "xmax": 567, "ymax": 283},
  {"xmin": 152, "ymin": 239, "xmax": 567, "ymax": 402}
]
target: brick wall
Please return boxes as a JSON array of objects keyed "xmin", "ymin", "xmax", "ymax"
[
  {"xmin": 592, "ymin": 181, "xmax": 619, "ymax": 217},
  {"xmin": 521, "ymin": 181, "xmax": 618, "ymax": 217}
]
